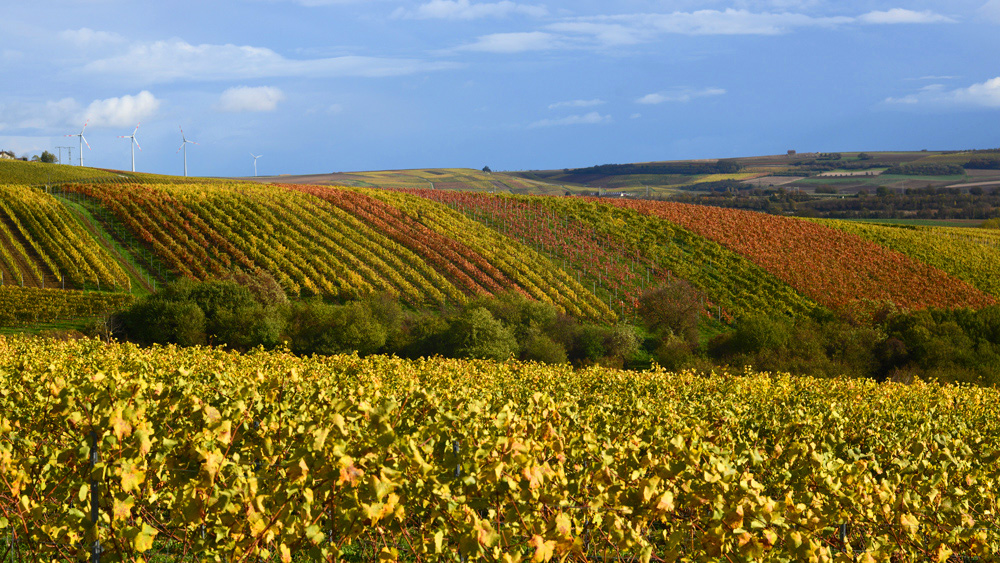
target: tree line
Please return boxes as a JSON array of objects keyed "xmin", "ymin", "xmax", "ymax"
[{"xmin": 109, "ymin": 277, "xmax": 1000, "ymax": 386}]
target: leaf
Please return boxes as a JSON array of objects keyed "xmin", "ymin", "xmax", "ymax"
[
  {"xmin": 554, "ymin": 512, "xmax": 572, "ymax": 538},
  {"xmin": 280, "ymin": 543, "xmax": 292, "ymax": 563},
  {"xmin": 110, "ymin": 407, "xmax": 132, "ymax": 441},
  {"xmin": 132, "ymin": 522, "xmax": 157, "ymax": 552},
  {"xmin": 112, "ymin": 496, "xmax": 134, "ymax": 521},
  {"xmin": 529, "ymin": 535, "xmax": 555, "ymax": 563},
  {"xmin": 900, "ymin": 512, "xmax": 919, "ymax": 532},
  {"xmin": 119, "ymin": 463, "xmax": 145, "ymax": 493}
]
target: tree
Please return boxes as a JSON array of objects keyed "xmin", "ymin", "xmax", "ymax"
[
  {"xmin": 39, "ymin": 151, "xmax": 56, "ymax": 163},
  {"xmin": 482, "ymin": 165, "xmax": 492, "ymax": 173}
]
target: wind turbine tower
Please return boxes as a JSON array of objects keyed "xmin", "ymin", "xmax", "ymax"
[
  {"xmin": 65, "ymin": 122, "xmax": 90, "ymax": 166},
  {"xmin": 251, "ymin": 153, "xmax": 262, "ymax": 177},
  {"xmin": 118, "ymin": 123, "xmax": 142, "ymax": 172},
  {"xmin": 178, "ymin": 127, "xmax": 198, "ymax": 177}
]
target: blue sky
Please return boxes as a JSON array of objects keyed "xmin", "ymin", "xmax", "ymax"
[{"xmin": 1, "ymin": 0, "xmax": 999, "ymax": 177}]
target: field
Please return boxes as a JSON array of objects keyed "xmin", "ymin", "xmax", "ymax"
[
  {"xmin": 3, "ymin": 155, "xmax": 1000, "ymax": 328},
  {"xmin": 2, "ymin": 337, "xmax": 997, "ymax": 561},
  {"xmin": 1, "ymin": 158, "xmax": 1000, "ymax": 561}
]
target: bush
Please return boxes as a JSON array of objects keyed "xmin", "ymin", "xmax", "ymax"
[
  {"xmin": 637, "ymin": 281, "xmax": 704, "ymax": 344},
  {"xmin": 392, "ymin": 310, "xmax": 451, "ymax": 358},
  {"xmin": 521, "ymin": 332, "xmax": 568, "ymax": 365},
  {"xmin": 282, "ymin": 300, "xmax": 387, "ymax": 356},
  {"xmin": 119, "ymin": 299, "xmax": 206, "ymax": 346},
  {"xmin": 447, "ymin": 306, "xmax": 518, "ymax": 361}
]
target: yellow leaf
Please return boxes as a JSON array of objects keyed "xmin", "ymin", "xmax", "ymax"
[
  {"xmin": 112, "ymin": 496, "xmax": 134, "ymax": 521},
  {"xmin": 132, "ymin": 522, "xmax": 157, "ymax": 552},
  {"xmin": 119, "ymin": 463, "xmax": 145, "ymax": 493},
  {"xmin": 900, "ymin": 512, "xmax": 919, "ymax": 531},
  {"xmin": 110, "ymin": 407, "xmax": 132, "ymax": 441},
  {"xmin": 204, "ymin": 405, "xmax": 221, "ymax": 424},
  {"xmin": 280, "ymin": 543, "xmax": 292, "ymax": 563},
  {"xmin": 656, "ymin": 491, "xmax": 674, "ymax": 512},
  {"xmin": 529, "ymin": 535, "xmax": 555, "ymax": 563},
  {"xmin": 554, "ymin": 512, "xmax": 572, "ymax": 538},
  {"xmin": 216, "ymin": 420, "xmax": 232, "ymax": 444}
]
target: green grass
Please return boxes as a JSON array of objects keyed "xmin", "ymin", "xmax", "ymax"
[
  {"xmin": 0, "ymin": 318, "xmax": 93, "ymax": 336},
  {"xmin": 53, "ymin": 194, "xmax": 156, "ymax": 296}
]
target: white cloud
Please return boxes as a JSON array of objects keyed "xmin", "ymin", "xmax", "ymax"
[
  {"xmin": 548, "ymin": 99, "xmax": 604, "ymax": 109},
  {"xmin": 885, "ymin": 77, "xmax": 1000, "ymax": 108},
  {"xmin": 951, "ymin": 77, "xmax": 1000, "ymax": 107},
  {"xmin": 457, "ymin": 31, "xmax": 558, "ymax": 53},
  {"xmin": 857, "ymin": 9, "xmax": 956, "ymax": 24},
  {"xmin": 82, "ymin": 39, "xmax": 459, "ymax": 82},
  {"xmin": 0, "ymin": 98, "xmax": 81, "ymax": 131},
  {"xmin": 979, "ymin": 0, "xmax": 1000, "ymax": 23},
  {"xmin": 218, "ymin": 86, "xmax": 286, "ymax": 112},
  {"xmin": 82, "ymin": 91, "xmax": 161, "ymax": 128},
  {"xmin": 450, "ymin": 7, "xmax": 957, "ymax": 53},
  {"xmin": 637, "ymin": 87, "xmax": 726, "ymax": 104},
  {"xmin": 556, "ymin": 10, "xmax": 855, "ymax": 41},
  {"xmin": 394, "ymin": 0, "xmax": 547, "ymax": 20},
  {"xmin": 630, "ymin": 113, "xmax": 642, "ymax": 119},
  {"xmin": 59, "ymin": 28, "xmax": 126, "ymax": 46},
  {"xmin": 529, "ymin": 111, "xmax": 612, "ymax": 128}
]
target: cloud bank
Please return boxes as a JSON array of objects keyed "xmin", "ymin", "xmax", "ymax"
[
  {"xmin": 394, "ymin": 0, "xmax": 547, "ymax": 20},
  {"xmin": 218, "ymin": 86, "xmax": 286, "ymax": 112}
]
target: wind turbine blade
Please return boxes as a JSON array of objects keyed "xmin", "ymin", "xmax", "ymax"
[
  {"xmin": 81, "ymin": 136, "xmax": 91, "ymax": 149},
  {"xmin": 134, "ymin": 138, "xmax": 142, "ymax": 151},
  {"xmin": 178, "ymin": 144, "xmax": 186, "ymax": 153},
  {"xmin": 81, "ymin": 121, "xmax": 88, "ymax": 134}
]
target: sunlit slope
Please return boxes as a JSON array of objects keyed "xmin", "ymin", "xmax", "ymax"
[
  {"xmin": 14, "ymin": 175, "xmax": 999, "ymax": 322},
  {"xmin": 405, "ymin": 189, "xmax": 818, "ymax": 320},
  {"xmin": 0, "ymin": 160, "xmax": 123, "ymax": 185},
  {"xmin": 64, "ymin": 182, "xmax": 611, "ymax": 319},
  {"xmin": 0, "ymin": 185, "xmax": 130, "ymax": 290},
  {"xmin": 610, "ymin": 199, "xmax": 995, "ymax": 312},
  {"xmin": 820, "ymin": 220, "xmax": 1000, "ymax": 299}
]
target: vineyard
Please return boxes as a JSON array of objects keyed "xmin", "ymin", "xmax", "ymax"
[
  {"xmin": 0, "ymin": 287, "xmax": 132, "ymax": 325},
  {"xmin": 0, "ymin": 185, "xmax": 130, "ymax": 291},
  {"xmin": 820, "ymin": 219, "xmax": 1000, "ymax": 298},
  {"xmin": 0, "ymin": 338, "xmax": 996, "ymax": 561},
  {"xmin": 1, "ymin": 158, "xmax": 1000, "ymax": 328},
  {"xmin": 608, "ymin": 199, "xmax": 997, "ymax": 314},
  {"xmin": 405, "ymin": 190, "xmax": 817, "ymax": 320}
]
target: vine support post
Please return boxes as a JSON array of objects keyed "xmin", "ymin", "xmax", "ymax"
[{"xmin": 89, "ymin": 429, "xmax": 101, "ymax": 563}]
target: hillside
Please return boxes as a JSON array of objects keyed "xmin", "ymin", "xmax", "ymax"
[{"xmin": 1, "ymin": 158, "xmax": 999, "ymax": 330}]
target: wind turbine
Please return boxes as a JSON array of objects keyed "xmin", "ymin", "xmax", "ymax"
[
  {"xmin": 65, "ymin": 122, "xmax": 90, "ymax": 166},
  {"xmin": 118, "ymin": 123, "xmax": 142, "ymax": 172},
  {"xmin": 177, "ymin": 127, "xmax": 198, "ymax": 177},
  {"xmin": 251, "ymin": 153, "xmax": 262, "ymax": 177}
]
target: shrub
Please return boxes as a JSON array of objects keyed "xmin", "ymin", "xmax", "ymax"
[
  {"xmin": 447, "ymin": 306, "xmax": 518, "ymax": 361},
  {"xmin": 119, "ymin": 299, "xmax": 206, "ymax": 346},
  {"xmin": 637, "ymin": 281, "xmax": 704, "ymax": 344},
  {"xmin": 521, "ymin": 331, "xmax": 568, "ymax": 365}
]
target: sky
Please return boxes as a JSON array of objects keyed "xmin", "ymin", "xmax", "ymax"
[{"xmin": 1, "ymin": 0, "xmax": 999, "ymax": 177}]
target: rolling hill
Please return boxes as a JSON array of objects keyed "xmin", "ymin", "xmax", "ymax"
[{"xmin": 0, "ymin": 158, "xmax": 998, "ymax": 326}]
